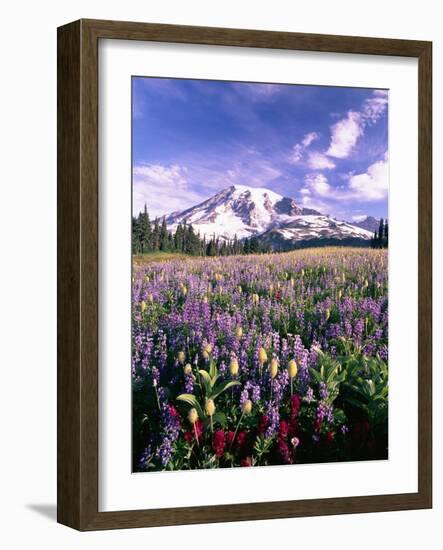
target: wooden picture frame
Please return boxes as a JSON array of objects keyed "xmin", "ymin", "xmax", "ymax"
[{"xmin": 57, "ymin": 19, "xmax": 432, "ymax": 530}]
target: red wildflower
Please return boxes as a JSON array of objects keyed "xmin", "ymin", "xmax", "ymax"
[
  {"xmin": 241, "ymin": 456, "xmax": 253, "ymax": 467},
  {"xmin": 225, "ymin": 430, "xmax": 235, "ymax": 447},
  {"xmin": 277, "ymin": 437, "xmax": 292, "ymax": 464},
  {"xmin": 314, "ymin": 417, "xmax": 322, "ymax": 432},
  {"xmin": 235, "ymin": 430, "xmax": 247, "ymax": 451},
  {"xmin": 326, "ymin": 431, "xmax": 335, "ymax": 445},
  {"xmin": 258, "ymin": 414, "xmax": 269, "ymax": 435},
  {"xmin": 169, "ymin": 404, "xmax": 178, "ymax": 416},
  {"xmin": 213, "ymin": 429, "xmax": 226, "ymax": 457},
  {"xmin": 194, "ymin": 420, "xmax": 204, "ymax": 441},
  {"xmin": 279, "ymin": 420, "xmax": 289, "ymax": 439},
  {"xmin": 288, "ymin": 417, "xmax": 298, "ymax": 437},
  {"xmin": 169, "ymin": 404, "xmax": 181, "ymax": 420},
  {"xmin": 291, "ymin": 394, "xmax": 301, "ymax": 418},
  {"xmin": 183, "ymin": 419, "xmax": 204, "ymax": 444}
]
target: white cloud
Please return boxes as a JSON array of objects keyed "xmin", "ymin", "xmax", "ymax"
[
  {"xmin": 224, "ymin": 157, "xmax": 282, "ymax": 188},
  {"xmin": 133, "ymin": 164, "xmax": 188, "ymax": 188},
  {"xmin": 133, "ymin": 163, "xmax": 202, "ymax": 217},
  {"xmin": 348, "ymin": 156, "xmax": 389, "ymax": 201},
  {"xmin": 325, "ymin": 90, "xmax": 388, "ymax": 159},
  {"xmin": 326, "ymin": 111, "xmax": 363, "ymax": 159},
  {"xmin": 300, "ymin": 193, "xmax": 333, "ymax": 215},
  {"xmin": 307, "ymin": 151, "xmax": 336, "ymax": 170},
  {"xmin": 362, "ymin": 90, "xmax": 388, "ymax": 124},
  {"xmin": 290, "ymin": 143, "xmax": 304, "ymax": 163},
  {"xmin": 133, "ymin": 155, "xmax": 283, "ymax": 218},
  {"xmin": 301, "ymin": 153, "xmax": 388, "ymax": 207},
  {"xmin": 303, "ymin": 173, "xmax": 331, "ymax": 196},
  {"xmin": 232, "ymin": 83, "xmax": 284, "ymax": 101},
  {"xmin": 290, "ymin": 131, "xmax": 320, "ymax": 164},
  {"xmin": 302, "ymin": 132, "xmax": 319, "ymax": 147}
]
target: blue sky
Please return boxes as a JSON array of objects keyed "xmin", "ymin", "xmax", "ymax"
[{"xmin": 132, "ymin": 77, "xmax": 388, "ymax": 222}]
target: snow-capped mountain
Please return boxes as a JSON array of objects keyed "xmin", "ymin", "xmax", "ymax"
[
  {"xmin": 166, "ymin": 185, "xmax": 373, "ymax": 246},
  {"xmin": 259, "ymin": 216, "xmax": 374, "ymax": 250},
  {"xmin": 351, "ymin": 215, "xmax": 380, "ymax": 234}
]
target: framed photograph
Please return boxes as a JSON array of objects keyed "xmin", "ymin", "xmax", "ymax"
[{"xmin": 57, "ymin": 19, "xmax": 432, "ymax": 530}]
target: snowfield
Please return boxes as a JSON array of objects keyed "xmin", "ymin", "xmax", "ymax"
[{"xmin": 166, "ymin": 185, "xmax": 373, "ymax": 244}]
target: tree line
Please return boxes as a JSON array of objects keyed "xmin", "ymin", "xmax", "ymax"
[
  {"xmin": 370, "ymin": 218, "xmax": 388, "ymax": 249},
  {"xmin": 132, "ymin": 204, "xmax": 271, "ymax": 257}
]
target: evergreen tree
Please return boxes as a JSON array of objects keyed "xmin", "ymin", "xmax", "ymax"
[
  {"xmin": 131, "ymin": 204, "xmax": 285, "ymax": 258},
  {"xmin": 207, "ymin": 236, "xmax": 217, "ymax": 256},
  {"xmin": 383, "ymin": 220, "xmax": 389, "ymax": 248},
  {"xmin": 132, "ymin": 215, "xmax": 141, "ymax": 254},
  {"xmin": 174, "ymin": 224, "xmax": 182, "ymax": 251},
  {"xmin": 152, "ymin": 218, "xmax": 160, "ymax": 251},
  {"xmin": 249, "ymin": 237, "xmax": 260, "ymax": 254},
  {"xmin": 160, "ymin": 217, "xmax": 169, "ymax": 251},
  {"xmin": 378, "ymin": 218, "xmax": 384, "ymax": 249},
  {"xmin": 140, "ymin": 204, "xmax": 152, "ymax": 253},
  {"xmin": 168, "ymin": 232, "xmax": 174, "ymax": 251}
]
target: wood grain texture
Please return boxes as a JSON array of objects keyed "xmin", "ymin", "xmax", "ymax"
[
  {"xmin": 417, "ymin": 42, "xmax": 432, "ymax": 506},
  {"xmin": 57, "ymin": 20, "xmax": 81, "ymax": 528},
  {"xmin": 57, "ymin": 19, "xmax": 432, "ymax": 531}
]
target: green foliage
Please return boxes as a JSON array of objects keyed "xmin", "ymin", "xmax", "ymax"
[
  {"xmin": 177, "ymin": 358, "xmax": 240, "ymax": 425},
  {"xmin": 133, "ymin": 203, "xmax": 273, "ymax": 257},
  {"xmin": 254, "ymin": 435, "xmax": 275, "ymax": 465}
]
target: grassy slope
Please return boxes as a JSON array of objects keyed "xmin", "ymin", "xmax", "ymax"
[
  {"xmin": 133, "ymin": 247, "xmax": 377, "ymax": 266},
  {"xmin": 133, "ymin": 251, "xmax": 190, "ymax": 265}
]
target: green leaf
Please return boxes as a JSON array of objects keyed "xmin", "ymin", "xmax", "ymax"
[
  {"xmin": 176, "ymin": 393, "xmax": 205, "ymax": 420},
  {"xmin": 344, "ymin": 397, "xmax": 368, "ymax": 413},
  {"xmin": 198, "ymin": 370, "xmax": 212, "ymax": 395},
  {"xmin": 212, "ymin": 411, "xmax": 227, "ymax": 427},
  {"xmin": 309, "ymin": 367, "xmax": 322, "ymax": 384},
  {"xmin": 211, "ymin": 380, "xmax": 241, "ymax": 400},
  {"xmin": 209, "ymin": 359, "xmax": 217, "ymax": 380}
]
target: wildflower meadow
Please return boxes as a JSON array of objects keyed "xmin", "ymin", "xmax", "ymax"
[{"xmin": 132, "ymin": 247, "xmax": 388, "ymax": 471}]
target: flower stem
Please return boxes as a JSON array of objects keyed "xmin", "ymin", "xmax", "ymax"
[
  {"xmin": 194, "ymin": 423, "xmax": 200, "ymax": 448},
  {"xmin": 154, "ymin": 385, "xmax": 161, "ymax": 412},
  {"xmin": 230, "ymin": 412, "xmax": 244, "ymax": 450}
]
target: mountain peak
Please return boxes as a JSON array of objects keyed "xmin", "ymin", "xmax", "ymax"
[
  {"xmin": 165, "ymin": 185, "xmax": 372, "ymax": 245},
  {"xmin": 351, "ymin": 215, "xmax": 380, "ymax": 233}
]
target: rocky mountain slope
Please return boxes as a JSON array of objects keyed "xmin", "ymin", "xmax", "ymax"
[{"xmin": 166, "ymin": 185, "xmax": 373, "ymax": 247}]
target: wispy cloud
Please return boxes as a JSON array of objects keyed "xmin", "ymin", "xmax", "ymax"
[
  {"xmin": 133, "ymin": 153, "xmax": 283, "ymax": 217},
  {"xmin": 326, "ymin": 111, "xmax": 363, "ymax": 159},
  {"xmin": 299, "ymin": 192, "xmax": 333, "ymax": 216},
  {"xmin": 362, "ymin": 89, "xmax": 389, "ymax": 124},
  {"xmin": 302, "ymin": 132, "xmax": 319, "ymax": 147},
  {"xmin": 231, "ymin": 82, "xmax": 285, "ymax": 101},
  {"xmin": 133, "ymin": 163, "xmax": 200, "ymax": 217},
  {"xmin": 302, "ymin": 173, "xmax": 331, "ymax": 196},
  {"xmin": 307, "ymin": 151, "xmax": 336, "ymax": 170},
  {"xmin": 133, "ymin": 78, "xmax": 389, "ymax": 221},
  {"xmin": 139, "ymin": 78, "xmax": 188, "ymax": 100},
  {"xmin": 299, "ymin": 152, "xmax": 388, "ymax": 207},
  {"xmin": 348, "ymin": 154, "xmax": 389, "ymax": 201},
  {"xmin": 290, "ymin": 131, "xmax": 320, "ymax": 164},
  {"xmin": 326, "ymin": 90, "xmax": 388, "ymax": 159}
]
